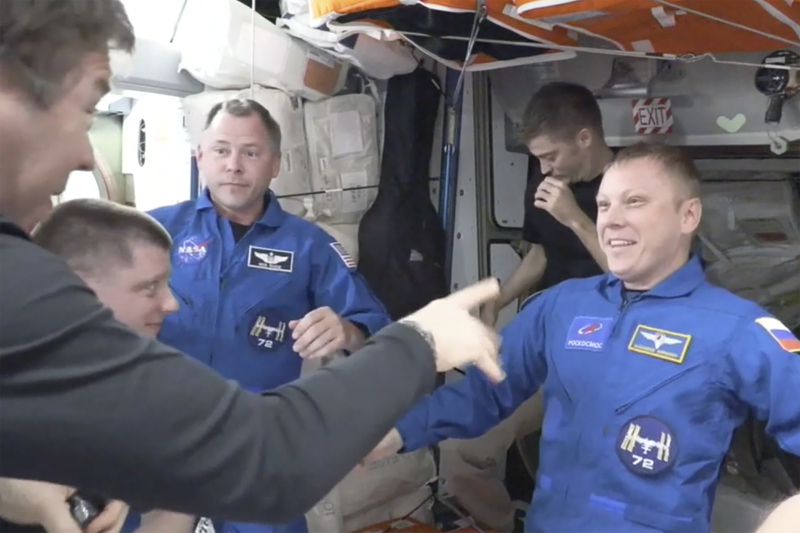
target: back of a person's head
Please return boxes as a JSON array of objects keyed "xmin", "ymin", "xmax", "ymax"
[
  {"xmin": 0, "ymin": 0, "xmax": 134, "ymax": 108},
  {"xmin": 205, "ymin": 98, "xmax": 282, "ymax": 155},
  {"xmin": 520, "ymin": 82, "xmax": 604, "ymax": 143},
  {"xmin": 33, "ymin": 199, "xmax": 171, "ymax": 278},
  {"xmin": 612, "ymin": 142, "xmax": 702, "ymax": 201}
]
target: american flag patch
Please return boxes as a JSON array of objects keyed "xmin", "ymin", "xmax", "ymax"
[
  {"xmin": 756, "ymin": 317, "xmax": 800, "ymax": 354},
  {"xmin": 330, "ymin": 242, "xmax": 356, "ymax": 270}
]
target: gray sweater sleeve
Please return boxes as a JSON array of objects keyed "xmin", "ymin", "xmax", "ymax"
[{"xmin": 0, "ymin": 233, "xmax": 435, "ymax": 523}]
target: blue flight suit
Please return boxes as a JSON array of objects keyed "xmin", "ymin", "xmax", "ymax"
[
  {"xmin": 396, "ymin": 256, "xmax": 800, "ymax": 532},
  {"xmin": 120, "ymin": 190, "xmax": 390, "ymax": 533},
  {"xmin": 150, "ymin": 190, "xmax": 390, "ymax": 391}
]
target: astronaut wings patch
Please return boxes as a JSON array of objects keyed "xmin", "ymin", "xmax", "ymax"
[
  {"xmin": 755, "ymin": 317, "xmax": 800, "ymax": 354},
  {"xmin": 248, "ymin": 246, "xmax": 294, "ymax": 273},
  {"xmin": 628, "ymin": 325, "xmax": 691, "ymax": 364}
]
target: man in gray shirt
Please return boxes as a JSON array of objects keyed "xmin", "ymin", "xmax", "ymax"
[
  {"xmin": 1, "ymin": 199, "xmax": 180, "ymax": 532},
  {"xmin": 0, "ymin": 0, "xmax": 503, "ymax": 524}
]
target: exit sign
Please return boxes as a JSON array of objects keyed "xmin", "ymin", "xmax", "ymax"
[{"xmin": 632, "ymin": 98, "xmax": 673, "ymax": 135}]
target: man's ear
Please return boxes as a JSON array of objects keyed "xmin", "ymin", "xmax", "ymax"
[
  {"xmin": 576, "ymin": 128, "xmax": 592, "ymax": 149},
  {"xmin": 270, "ymin": 153, "xmax": 281, "ymax": 180},
  {"xmin": 682, "ymin": 197, "xmax": 702, "ymax": 235}
]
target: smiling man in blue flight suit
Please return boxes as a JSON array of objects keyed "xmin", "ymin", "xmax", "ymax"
[
  {"xmin": 365, "ymin": 142, "xmax": 800, "ymax": 533},
  {"xmin": 147, "ymin": 98, "xmax": 391, "ymax": 533}
]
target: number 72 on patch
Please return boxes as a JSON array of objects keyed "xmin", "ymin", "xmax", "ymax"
[{"xmin": 632, "ymin": 455, "xmax": 655, "ymax": 470}]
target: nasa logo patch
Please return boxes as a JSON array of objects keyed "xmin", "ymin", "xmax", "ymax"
[
  {"xmin": 617, "ymin": 416, "xmax": 676, "ymax": 475},
  {"xmin": 177, "ymin": 236, "xmax": 211, "ymax": 264}
]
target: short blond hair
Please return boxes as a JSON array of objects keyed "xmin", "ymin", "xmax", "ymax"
[{"xmin": 610, "ymin": 142, "xmax": 702, "ymax": 200}]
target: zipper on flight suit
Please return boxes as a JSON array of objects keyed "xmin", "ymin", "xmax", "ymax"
[
  {"xmin": 569, "ymin": 290, "xmax": 655, "ymax": 511},
  {"xmin": 609, "ymin": 290, "xmax": 644, "ymax": 339},
  {"xmin": 567, "ymin": 290, "xmax": 644, "ymax": 508}
]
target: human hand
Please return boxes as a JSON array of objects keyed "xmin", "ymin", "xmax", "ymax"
[
  {"xmin": 400, "ymin": 278, "xmax": 504, "ymax": 382},
  {"xmin": 0, "ymin": 478, "xmax": 79, "ymax": 533},
  {"xmin": 534, "ymin": 177, "xmax": 581, "ymax": 227},
  {"xmin": 290, "ymin": 307, "xmax": 363, "ymax": 359},
  {"xmin": 84, "ymin": 499, "xmax": 128, "ymax": 533}
]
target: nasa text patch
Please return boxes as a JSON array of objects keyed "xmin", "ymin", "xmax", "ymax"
[
  {"xmin": 177, "ymin": 236, "xmax": 211, "ymax": 264},
  {"xmin": 617, "ymin": 416, "xmax": 676, "ymax": 475},
  {"xmin": 564, "ymin": 316, "xmax": 614, "ymax": 352},
  {"xmin": 629, "ymin": 325, "xmax": 691, "ymax": 364},
  {"xmin": 247, "ymin": 246, "xmax": 294, "ymax": 273}
]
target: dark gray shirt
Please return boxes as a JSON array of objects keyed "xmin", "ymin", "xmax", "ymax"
[{"xmin": 0, "ymin": 218, "xmax": 435, "ymax": 523}]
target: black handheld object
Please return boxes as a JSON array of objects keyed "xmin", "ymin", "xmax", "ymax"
[
  {"xmin": 0, "ymin": 491, "xmax": 108, "ymax": 532},
  {"xmin": 68, "ymin": 492, "xmax": 107, "ymax": 529},
  {"xmin": 755, "ymin": 50, "xmax": 800, "ymax": 124}
]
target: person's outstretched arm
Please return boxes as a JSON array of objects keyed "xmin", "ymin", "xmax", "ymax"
[
  {"xmin": 481, "ymin": 243, "xmax": 547, "ymax": 325},
  {"xmin": 0, "ymin": 231, "xmax": 501, "ymax": 524}
]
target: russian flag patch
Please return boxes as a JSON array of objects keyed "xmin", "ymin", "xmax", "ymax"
[{"xmin": 755, "ymin": 317, "xmax": 800, "ymax": 354}]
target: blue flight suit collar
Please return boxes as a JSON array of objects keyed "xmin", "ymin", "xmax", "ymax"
[
  {"xmin": 599, "ymin": 255, "xmax": 706, "ymax": 304},
  {"xmin": 195, "ymin": 189, "xmax": 287, "ymax": 228}
]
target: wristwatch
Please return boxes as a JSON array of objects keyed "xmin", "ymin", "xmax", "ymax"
[
  {"xmin": 398, "ymin": 319, "xmax": 436, "ymax": 354},
  {"xmin": 68, "ymin": 492, "xmax": 105, "ymax": 528}
]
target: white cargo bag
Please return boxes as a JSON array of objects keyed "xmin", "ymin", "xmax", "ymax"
[
  {"xmin": 175, "ymin": 0, "xmax": 348, "ymax": 99},
  {"xmin": 304, "ymin": 94, "xmax": 381, "ymax": 224}
]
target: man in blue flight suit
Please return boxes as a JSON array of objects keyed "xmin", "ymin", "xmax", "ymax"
[
  {"xmin": 365, "ymin": 142, "xmax": 800, "ymax": 533},
  {"xmin": 146, "ymin": 98, "xmax": 391, "ymax": 533}
]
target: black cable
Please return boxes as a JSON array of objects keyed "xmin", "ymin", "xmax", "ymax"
[
  {"xmin": 274, "ymin": 178, "xmax": 441, "ymax": 200},
  {"xmin": 378, "ymin": 486, "xmax": 437, "ymax": 533}
]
